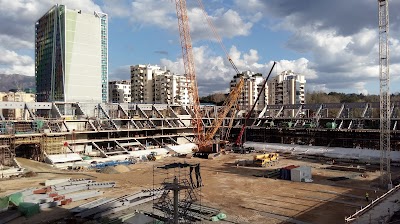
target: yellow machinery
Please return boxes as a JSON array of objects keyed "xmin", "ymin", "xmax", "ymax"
[
  {"xmin": 253, "ymin": 153, "xmax": 279, "ymax": 167},
  {"xmin": 147, "ymin": 152, "xmax": 162, "ymax": 161}
]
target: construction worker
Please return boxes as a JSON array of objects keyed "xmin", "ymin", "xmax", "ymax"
[{"xmin": 365, "ymin": 192, "xmax": 369, "ymax": 202}]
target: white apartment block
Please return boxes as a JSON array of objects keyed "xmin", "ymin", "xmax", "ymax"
[
  {"xmin": 230, "ymin": 71, "xmax": 267, "ymax": 111},
  {"xmin": 175, "ymin": 75, "xmax": 190, "ymax": 105},
  {"xmin": 108, "ymin": 80, "xmax": 131, "ymax": 103},
  {"xmin": 130, "ymin": 64, "xmax": 190, "ymax": 105},
  {"xmin": 267, "ymin": 70, "xmax": 306, "ymax": 117},
  {"xmin": 268, "ymin": 70, "xmax": 306, "ymax": 105}
]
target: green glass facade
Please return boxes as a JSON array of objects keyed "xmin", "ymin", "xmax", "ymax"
[
  {"xmin": 100, "ymin": 13, "xmax": 108, "ymax": 103},
  {"xmin": 35, "ymin": 5, "xmax": 65, "ymax": 102}
]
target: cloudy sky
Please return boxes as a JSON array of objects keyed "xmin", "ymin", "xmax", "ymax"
[{"xmin": 0, "ymin": 0, "xmax": 399, "ymax": 96}]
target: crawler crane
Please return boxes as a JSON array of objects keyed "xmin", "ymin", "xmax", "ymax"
[{"xmin": 174, "ymin": 0, "xmax": 244, "ymax": 155}]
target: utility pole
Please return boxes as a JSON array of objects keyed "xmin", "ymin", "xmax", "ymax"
[
  {"xmin": 173, "ymin": 177, "xmax": 179, "ymax": 224},
  {"xmin": 378, "ymin": 0, "xmax": 392, "ymax": 188}
]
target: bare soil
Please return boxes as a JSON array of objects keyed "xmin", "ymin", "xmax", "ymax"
[{"xmin": 1, "ymin": 154, "xmax": 394, "ymax": 224}]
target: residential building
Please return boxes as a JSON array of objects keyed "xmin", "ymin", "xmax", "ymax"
[
  {"xmin": 176, "ymin": 75, "xmax": 190, "ymax": 105},
  {"xmin": 268, "ymin": 70, "xmax": 306, "ymax": 105},
  {"xmin": 130, "ymin": 64, "xmax": 161, "ymax": 103},
  {"xmin": 267, "ymin": 70, "xmax": 306, "ymax": 117},
  {"xmin": 0, "ymin": 91, "xmax": 36, "ymax": 120},
  {"xmin": 130, "ymin": 64, "xmax": 190, "ymax": 105},
  {"xmin": 108, "ymin": 80, "xmax": 131, "ymax": 103},
  {"xmin": 154, "ymin": 72, "xmax": 190, "ymax": 105},
  {"xmin": 35, "ymin": 4, "xmax": 108, "ymax": 103},
  {"xmin": 230, "ymin": 71, "xmax": 267, "ymax": 111}
]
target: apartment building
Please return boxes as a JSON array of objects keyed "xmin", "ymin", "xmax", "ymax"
[
  {"xmin": 35, "ymin": 4, "xmax": 108, "ymax": 103},
  {"xmin": 268, "ymin": 70, "xmax": 306, "ymax": 105},
  {"xmin": 267, "ymin": 70, "xmax": 306, "ymax": 117},
  {"xmin": 230, "ymin": 69, "xmax": 306, "ymax": 115},
  {"xmin": 176, "ymin": 75, "xmax": 190, "ymax": 105},
  {"xmin": 130, "ymin": 64, "xmax": 163, "ymax": 103},
  {"xmin": 108, "ymin": 80, "xmax": 131, "ymax": 103},
  {"xmin": 130, "ymin": 64, "xmax": 190, "ymax": 105},
  {"xmin": 230, "ymin": 71, "xmax": 267, "ymax": 111},
  {"xmin": 0, "ymin": 91, "xmax": 35, "ymax": 120}
]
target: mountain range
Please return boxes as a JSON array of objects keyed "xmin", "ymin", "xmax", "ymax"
[{"xmin": 0, "ymin": 74, "xmax": 35, "ymax": 92}]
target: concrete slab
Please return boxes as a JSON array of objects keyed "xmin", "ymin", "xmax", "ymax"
[
  {"xmin": 351, "ymin": 188, "xmax": 400, "ymax": 223},
  {"xmin": 244, "ymin": 142, "xmax": 400, "ymax": 162},
  {"xmin": 45, "ymin": 178, "xmax": 71, "ymax": 187}
]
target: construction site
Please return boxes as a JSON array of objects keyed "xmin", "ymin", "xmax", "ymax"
[
  {"xmin": 0, "ymin": 0, "xmax": 399, "ymax": 223},
  {"xmin": 0, "ymin": 100, "xmax": 399, "ymax": 223}
]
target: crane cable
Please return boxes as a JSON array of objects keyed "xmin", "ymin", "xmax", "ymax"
[{"xmin": 195, "ymin": 0, "xmax": 240, "ymax": 74}]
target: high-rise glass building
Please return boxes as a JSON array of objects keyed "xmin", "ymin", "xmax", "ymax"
[{"xmin": 35, "ymin": 4, "xmax": 108, "ymax": 103}]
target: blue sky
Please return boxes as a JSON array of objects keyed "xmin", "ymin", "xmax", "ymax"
[{"xmin": 0, "ymin": 0, "xmax": 399, "ymax": 96}]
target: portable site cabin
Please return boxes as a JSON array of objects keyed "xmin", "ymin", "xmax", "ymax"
[{"xmin": 290, "ymin": 166, "xmax": 312, "ymax": 182}]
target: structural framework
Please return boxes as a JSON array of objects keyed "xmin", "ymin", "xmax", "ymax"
[{"xmin": 378, "ymin": 0, "xmax": 391, "ymax": 187}]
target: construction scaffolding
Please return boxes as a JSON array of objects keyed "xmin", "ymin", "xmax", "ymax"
[
  {"xmin": 378, "ymin": 0, "xmax": 392, "ymax": 188},
  {"xmin": 13, "ymin": 121, "xmax": 38, "ymax": 134},
  {"xmin": 0, "ymin": 137, "xmax": 14, "ymax": 166},
  {"xmin": 0, "ymin": 122, "xmax": 14, "ymax": 135},
  {"xmin": 41, "ymin": 135, "xmax": 67, "ymax": 156},
  {"xmin": 152, "ymin": 162, "xmax": 203, "ymax": 223}
]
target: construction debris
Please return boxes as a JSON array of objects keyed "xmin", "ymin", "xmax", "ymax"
[
  {"xmin": 0, "ymin": 167, "xmax": 25, "ymax": 179},
  {"xmin": 73, "ymin": 189, "xmax": 163, "ymax": 219},
  {"xmin": 0, "ymin": 178, "xmax": 115, "ymax": 223}
]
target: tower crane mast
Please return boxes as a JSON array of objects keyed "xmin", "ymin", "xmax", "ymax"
[{"xmin": 378, "ymin": 0, "xmax": 392, "ymax": 188}]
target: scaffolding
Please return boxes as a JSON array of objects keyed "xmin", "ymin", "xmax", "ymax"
[
  {"xmin": 0, "ymin": 137, "xmax": 14, "ymax": 167},
  {"xmin": 378, "ymin": 0, "xmax": 392, "ymax": 188},
  {"xmin": 152, "ymin": 162, "xmax": 203, "ymax": 223},
  {"xmin": 41, "ymin": 135, "xmax": 67, "ymax": 156},
  {"xmin": 0, "ymin": 121, "xmax": 14, "ymax": 135},
  {"xmin": 13, "ymin": 121, "xmax": 38, "ymax": 134}
]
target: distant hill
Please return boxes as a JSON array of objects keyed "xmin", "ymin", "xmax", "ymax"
[{"xmin": 0, "ymin": 74, "xmax": 35, "ymax": 92}]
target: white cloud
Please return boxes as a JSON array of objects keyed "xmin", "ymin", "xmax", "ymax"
[
  {"xmin": 159, "ymin": 45, "xmax": 315, "ymax": 96},
  {"xmin": 0, "ymin": 47, "xmax": 34, "ymax": 75},
  {"xmin": 102, "ymin": 0, "xmax": 130, "ymax": 18},
  {"xmin": 0, "ymin": 34, "xmax": 33, "ymax": 49},
  {"xmin": 307, "ymin": 84, "xmax": 329, "ymax": 93},
  {"xmin": 353, "ymin": 82, "xmax": 368, "ymax": 95},
  {"xmin": 233, "ymin": 0, "xmax": 265, "ymax": 14},
  {"xmin": 0, "ymin": 0, "xmax": 101, "ymax": 75},
  {"xmin": 274, "ymin": 13, "xmax": 400, "ymax": 93},
  {"xmin": 231, "ymin": 0, "xmax": 400, "ymax": 94},
  {"xmin": 128, "ymin": 0, "xmax": 253, "ymax": 40},
  {"xmin": 275, "ymin": 58, "xmax": 317, "ymax": 80},
  {"xmin": 130, "ymin": 0, "xmax": 176, "ymax": 30}
]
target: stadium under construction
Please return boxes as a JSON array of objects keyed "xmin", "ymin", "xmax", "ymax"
[{"xmin": 0, "ymin": 101, "xmax": 400, "ymax": 168}]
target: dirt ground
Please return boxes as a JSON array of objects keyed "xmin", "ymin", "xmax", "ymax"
[{"xmin": 0, "ymin": 154, "xmax": 395, "ymax": 224}]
